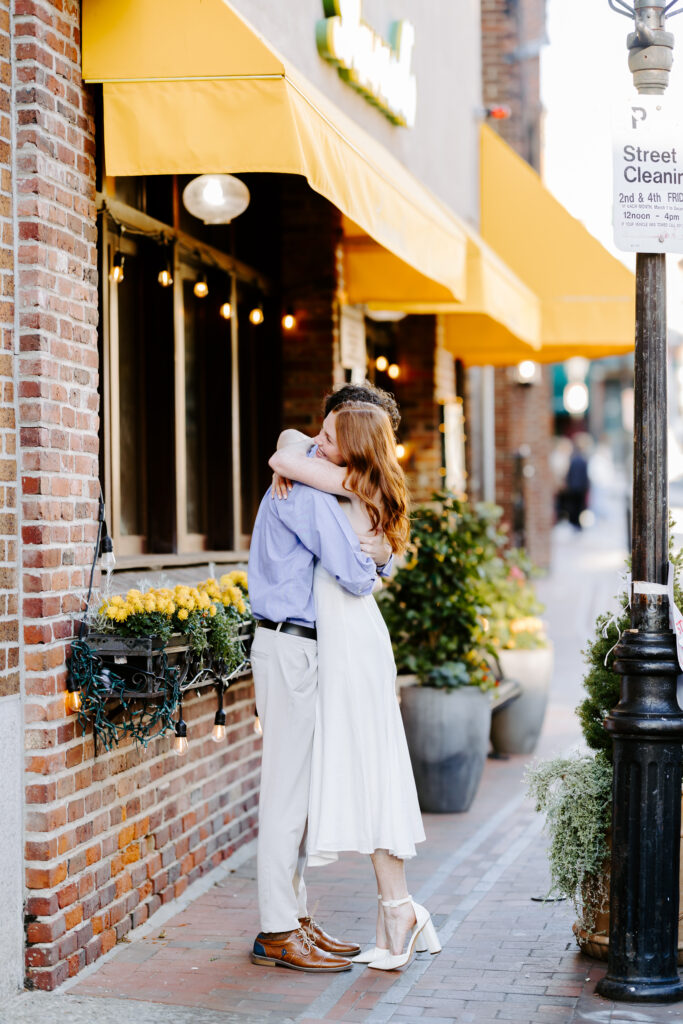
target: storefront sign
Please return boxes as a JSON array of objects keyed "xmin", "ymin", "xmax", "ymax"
[
  {"xmin": 613, "ymin": 96, "xmax": 683, "ymax": 253},
  {"xmin": 316, "ymin": 0, "xmax": 416, "ymax": 128},
  {"xmin": 339, "ymin": 305, "xmax": 367, "ymax": 371}
]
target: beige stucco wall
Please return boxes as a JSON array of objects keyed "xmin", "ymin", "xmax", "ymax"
[{"xmin": 230, "ymin": 0, "xmax": 482, "ymax": 228}]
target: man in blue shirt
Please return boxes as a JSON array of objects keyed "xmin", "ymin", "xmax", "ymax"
[{"xmin": 248, "ymin": 383, "xmax": 397, "ymax": 973}]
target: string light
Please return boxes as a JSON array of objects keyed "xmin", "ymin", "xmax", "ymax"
[
  {"xmin": 212, "ymin": 685, "xmax": 226, "ymax": 742},
  {"xmin": 220, "ymin": 302, "xmax": 232, "ymax": 320},
  {"xmin": 282, "ymin": 307, "xmax": 296, "ymax": 330},
  {"xmin": 158, "ymin": 251, "xmax": 173, "ymax": 288},
  {"xmin": 249, "ymin": 305, "xmax": 264, "ymax": 326},
  {"xmin": 66, "ymin": 681, "xmax": 81, "ymax": 713},
  {"xmin": 173, "ymin": 711, "xmax": 189, "ymax": 755},
  {"xmin": 396, "ymin": 443, "xmax": 406, "ymax": 460},
  {"xmin": 253, "ymin": 714, "xmax": 263, "ymax": 736},
  {"xmin": 387, "ymin": 363, "xmax": 400, "ymax": 379},
  {"xmin": 194, "ymin": 274, "xmax": 209, "ymax": 299},
  {"xmin": 109, "ymin": 251, "xmax": 125, "ymax": 284},
  {"xmin": 375, "ymin": 355, "xmax": 389, "ymax": 372}
]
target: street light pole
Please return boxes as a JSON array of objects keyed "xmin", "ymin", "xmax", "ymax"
[{"xmin": 599, "ymin": 0, "xmax": 683, "ymax": 1003}]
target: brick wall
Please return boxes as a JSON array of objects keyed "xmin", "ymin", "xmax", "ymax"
[
  {"xmin": 0, "ymin": 0, "xmax": 17, "ymax": 697},
  {"xmin": 392, "ymin": 315, "xmax": 442, "ymax": 503},
  {"xmin": 18, "ymin": 2, "xmax": 261, "ymax": 990},
  {"xmin": 480, "ymin": 0, "xmax": 554, "ymax": 569}
]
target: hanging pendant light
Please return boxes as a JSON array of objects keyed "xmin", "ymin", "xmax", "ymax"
[
  {"xmin": 109, "ymin": 250, "xmax": 125, "ymax": 284},
  {"xmin": 249, "ymin": 305, "xmax": 264, "ymax": 326},
  {"xmin": 182, "ymin": 175, "xmax": 250, "ymax": 225},
  {"xmin": 194, "ymin": 273, "xmax": 209, "ymax": 299}
]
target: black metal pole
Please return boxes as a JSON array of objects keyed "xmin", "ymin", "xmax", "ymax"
[{"xmin": 597, "ymin": 0, "xmax": 683, "ymax": 1003}]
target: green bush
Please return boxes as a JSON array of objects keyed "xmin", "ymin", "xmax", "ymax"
[{"xmin": 379, "ymin": 492, "xmax": 505, "ymax": 690}]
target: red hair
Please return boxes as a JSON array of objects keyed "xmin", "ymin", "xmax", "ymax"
[{"xmin": 333, "ymin": 403, "xmax": 410, "ymax": 555}]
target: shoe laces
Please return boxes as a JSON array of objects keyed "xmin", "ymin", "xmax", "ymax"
[{"xmin": 296, "ymin": 926, "xmax": 313, "ymax": 956}]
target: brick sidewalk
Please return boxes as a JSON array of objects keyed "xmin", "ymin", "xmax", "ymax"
[{"xmin": 8, "ymin": 513, "xmax": 683, "ymax": 1024}]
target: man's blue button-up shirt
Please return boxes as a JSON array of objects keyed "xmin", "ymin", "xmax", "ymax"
[{"xmin": 248, "ymin": 483, "xmax": 379, "ymax": 628}]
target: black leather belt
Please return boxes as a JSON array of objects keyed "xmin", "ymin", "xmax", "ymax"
[{"xmin": 258, "ymin": 619, "xmax": 317, "ymax": 640}]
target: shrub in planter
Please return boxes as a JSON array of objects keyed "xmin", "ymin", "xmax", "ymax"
[
  {"xmin": 380, "ymin": 492, "xmax": 502, "ymax": 812},
  {"xmin": 484, "ymin": 549, "xmax": 553, "ymax": 755}
]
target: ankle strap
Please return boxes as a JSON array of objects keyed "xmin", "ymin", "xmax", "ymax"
[{"xmin": 380, "ymin": 895, "xmax": 412, "ymax": 908}]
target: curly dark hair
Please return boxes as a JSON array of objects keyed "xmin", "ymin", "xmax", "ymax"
[{"xmin": 323, "ymin": 380, "xmax": 400, "ymax": 433}]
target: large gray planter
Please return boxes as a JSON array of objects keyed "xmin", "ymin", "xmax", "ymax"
[
  {"xmin": 489, "ymin": 644, "xmax": 554, "ymax": 755},
  {"xmin": 400, "ymin": 683, "xmax": 491, "ymax": 813}
]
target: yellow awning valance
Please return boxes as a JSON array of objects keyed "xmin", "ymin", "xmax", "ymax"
[
  {"xmin": 341, "ymin": 218, "xmax": 541, "ymax": 365},
  {"xmin": 82, "ymin": 0, "xmax": 467, "ymax": 302},
  {"xmin": 480, "ymin": 124, "xmax": 635, "ymax": 363}
]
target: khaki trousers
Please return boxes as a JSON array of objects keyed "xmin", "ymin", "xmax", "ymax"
[{"xmin": 251, "ymin": 626, "xmax": 318, "ymax": 933}]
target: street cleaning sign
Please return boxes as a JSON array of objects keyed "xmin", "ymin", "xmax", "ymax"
[{"xmin": 613, "ymin": 96, "xmax": 683, "ymax": 253}]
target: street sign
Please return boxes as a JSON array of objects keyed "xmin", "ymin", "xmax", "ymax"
[{"xmin": 613, "ymin": 96, "xmax": 683, "ymax": 253}]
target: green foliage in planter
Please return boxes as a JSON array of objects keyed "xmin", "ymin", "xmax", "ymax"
[
  {"xmin": 481, "ymin": 547, "xmax": 547, "ymax": 653},
  {"xmin": 379, "ymin": 492, "xmax": 505, "ymax": 690},
  {"xmin": 525, "ymin": 752, "xmax": 613, "ymax": 931}
]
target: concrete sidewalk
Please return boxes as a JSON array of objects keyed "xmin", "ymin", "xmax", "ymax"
[{"xmin": 8, "ymin": 511, "xmax": 683, "ymax": 1024}]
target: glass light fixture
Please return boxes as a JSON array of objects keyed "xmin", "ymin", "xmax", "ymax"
[
  {"xmin": 99, "ymin": 533, "xmax": 116, "ymax": 572},
  {"xmin": 282, "ymin": 308, "xmax": 296, "ymax": 331},
  {"xmin": 158, "ymin": 251, "xmax": 173, "ymax": 288},
  {"xmin": 219, "ymin": 302, "xmax": 232, "ymax": 320},
  {"xmin": 109, "ymin": 251, "xmax": 125, "ymax": 284},
  {"xmin": 194, "ymin": 274, "xmax": 209, "ymax": 299},
  {"xmin": 182, "ymin": 174, "xmax": 250, "ymax": 225},
  {"xmin": 66, "ymin": 682, "xmax": 81, "ymax": 712},
  {"xmin": 253, "ymin": 715, "xmax": 263, "ymax": 737},
  {"xmin": 212, "ymin": 709, "xmax": 226, "ymax": 742},
  {"xmin": 375, "ymin": 355, "xmax": 389, "ymax": 372},
  {"xmin": 249, "ymin": 305, "xmax": 264, "ymax": 326},
  {"xmin": 387, "ymin": 363, "xmax": 400, "ymax": 379},
  {"xmin": 173, "ymin": 715, "xmax": 188, "ymax": 755}
]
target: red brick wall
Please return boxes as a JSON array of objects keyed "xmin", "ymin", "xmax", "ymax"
[
  {"xmin": 392, "ymin": 315, "xmax": 442, "ymax": 503},
  {"xmin": 0, "ymin": 0, "xmax": 18, "ymax": 697},
  {"xmin": 480, "ymin": 0, "xmax": 554, "ymax": 569},
  {"xmin": 18, "ymin": 2, "xmax": 261, "ymax": 990}
]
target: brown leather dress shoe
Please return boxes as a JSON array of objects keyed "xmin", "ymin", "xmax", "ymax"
[
  {"xmin": 299, "ymin": 916, "xmax": 361, "ymax": 957},
  {"xmin": 251, "ymin": 928, "xmax": 352, "ymax": 972}
]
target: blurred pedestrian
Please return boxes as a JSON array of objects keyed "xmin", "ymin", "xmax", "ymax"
[{"xmin": 566, "ymin": 437, "xmax": 590, "ymax": 529}]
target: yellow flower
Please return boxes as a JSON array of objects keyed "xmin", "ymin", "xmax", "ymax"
[
  {"xmin": 209, "ymin": 604, "xmax": 217, "ymax": 616},
  {"xmin": 177, "ymin": 608, "xmax": 189, "ymax": 621}
]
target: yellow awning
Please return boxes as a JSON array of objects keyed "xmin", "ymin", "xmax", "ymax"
[
  {"xmin": 341, "ymin": 218, "xmax": 542, "ymax": 366},
  {"xmin": 82, "ymin": 0, "xmax": 467, "ymax": 302},
  {"xmin": 480, "ymin": 124, "xmax": 635, "ymax": 363}
]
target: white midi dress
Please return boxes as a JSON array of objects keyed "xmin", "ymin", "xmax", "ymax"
[{"xmin": 307, "ymin": 553, "xmax": 425, "ymax": 866}]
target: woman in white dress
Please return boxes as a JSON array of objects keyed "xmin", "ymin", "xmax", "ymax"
[{"xmin": 269, "ymin": 402, "xmax": 440, "ymax": 971}]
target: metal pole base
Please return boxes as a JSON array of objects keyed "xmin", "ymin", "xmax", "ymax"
[
  {"xmin": 595, "ymin": 629, "xmax": 683, "ymax": 1005},
  {"xmin": 596, "ymin": 975, "xmax": 683, "ymax": 1004}
]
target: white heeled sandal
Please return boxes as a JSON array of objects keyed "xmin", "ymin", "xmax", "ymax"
[
  {"xmin": 352, "ymin": 894, "xmax": 428, "ymax": 965},
  {"xmin": 368, "ymin": 895, "xmax": 441, "ymax": 971}
]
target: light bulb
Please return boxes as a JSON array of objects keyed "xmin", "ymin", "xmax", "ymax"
[
  {"xmin": 194, "ymin": 276, "xmax": 209, "ymax": 299},
  {"xmin": 517, "ymin": 360, "xmax": 536, "ymax": 382},
  {"xmin": 158, "ymin": 267, "xmax": 173, "ymax": 288},
  {"xmin": 212, "ymin": 723, "xmax": 226, "ymax": 742},
  {"xmin": 220, "ymin": 302, "xmax": 232, "ymax": 320},
  {"xmin": 282, "ymin": 309, "xmax": 296, "ymax": 330},
  {"xmin": 249, "ymin": 306, "xmax": 264, "ymax": 326},
  {"xmin": 396, "ymin": 443, "xmax": 406, "ymax": 460},
  {"xmin": 202, "ymin": 178, "xmax": 225, "ymax": 207},
  {"xmin": 100, "ymin": 549, "xmax": 116, "ymax": 572},
  {"xmin": 387, "ymin": 363, "xmax": 400, "ymax": 379},
  {"xmin": 67, "ymin": 688, "xmax": 81, "ymax": 712},
  {"xmin": 253, "ymin": 715, "xmax": 263, "ymax": 736},
  {"xmin": 375, "ymin": 355, "xmax": 389, "ymax": 372},
  {"xmin": 173, "ymin": 734, "xmax": 189, "ymax": 756},
  {"xmin": 212, "ymin": 707, "xmax": 226, "ymax": 742},
  {"xmin": 109, "ymin": 252, "xmax": 125, "ymax": 284}
]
